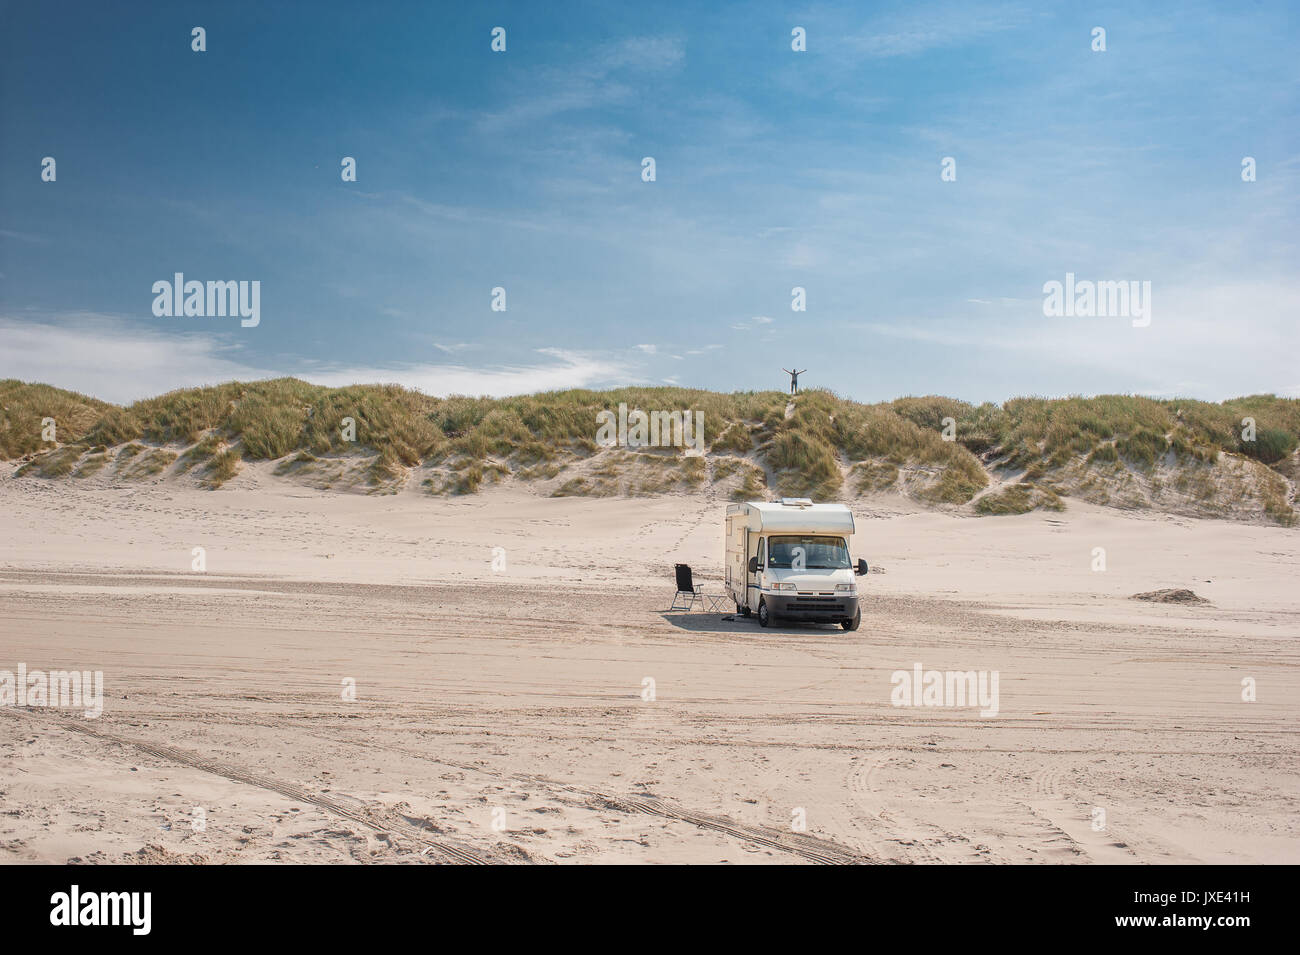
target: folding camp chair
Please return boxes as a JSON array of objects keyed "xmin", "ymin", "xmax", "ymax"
[{"xmin": 668, "ymin": 563, "xmax": 727, "ymax": 612}]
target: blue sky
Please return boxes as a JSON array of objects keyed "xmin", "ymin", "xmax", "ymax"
[{"xmin": 1, "ymin": 0, "xmax": 1297, "ymax": 404}]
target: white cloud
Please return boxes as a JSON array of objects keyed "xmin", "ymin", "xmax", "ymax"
[
  {"xmin": 476, "ymin": 35, "xmax": 684, "ymax": 134},
  {"xmin": 846, "ymin": 3, "xmax": 1029, "ymax": 58},
  {"xmin": 599, "ymin": 36, "xmax": 685, "ymax": 72},
  {"xmin": 730, "ymin": 316, "xmax": 775, "ymax": 331},
  {"xmin": 0, "ymin": 314, "xmax": 275, "ymax": 402},
  {"xmin": 301, "ymin": 347, "xmax": 627, "ymax": 398},
  {"xmin": 850, "ymin": 278, "xmax": 1300, "ymax": 399},
  {"xmin": 0, "ymin": 316, "xmax": 629, "ymax": 403},
  {"xmin": 0, "ymin": 229, "xmax": 48, "ymax": 245}
]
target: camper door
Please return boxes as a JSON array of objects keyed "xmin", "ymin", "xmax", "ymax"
[{"xmin": 748, "ymin": 534, "xmax": 765, "ymax": 609}]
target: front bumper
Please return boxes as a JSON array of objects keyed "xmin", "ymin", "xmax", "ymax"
[{"xmin": 764, "ymin": 592, "xmax": 859, "ymax": 623}]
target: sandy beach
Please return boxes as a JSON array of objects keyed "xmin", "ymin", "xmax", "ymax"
[{"xmin": 1, "ymin": 465, "xmax": 1296, "ymax": 865}]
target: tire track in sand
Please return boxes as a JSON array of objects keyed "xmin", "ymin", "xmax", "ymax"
[
  {"xmin": 299, "ymin": 726, "xmax": 880, "ymax": 865},
  {"xmin": 849, "ymin": 755, "xmax": 954, "ymax": 863},
  {"xmin": 2, "ymin": 708, "xmax": 503, "ymax": 865},
  {"xmin": 565, "ymin": 788, "xmax": 876, "ymax": 865},
  {"xmin": 6, "ymin": 707, "xmax": 873, "ymax": 864}
]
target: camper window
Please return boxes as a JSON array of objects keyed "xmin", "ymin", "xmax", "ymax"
[{"xmin": 767, "ymin": 536, "xmax": 850, "ymax": 570}]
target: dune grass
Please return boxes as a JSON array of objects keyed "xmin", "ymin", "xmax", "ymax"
[
  {"xmin": 0, "ymin": 380, "xmax": 113, "ymax": 458},
  {"xmin": 730, "ymin": 463, "xmax": 768, "ymax": 501},
  {"xmin": 117, "ymin": 447, "xmax": 178, "ymax": 480},
  {"xmin": 974, "ymin": 482, "xmax": 1065, "ymax": 515},
  {"xmin": 15, "ymin": 445, "xmax": 81, "ymax": 478},
  {"xmin": 851, "ymin": 461, "xmax": 899, "ymax": 493},
  {"xmin": 2, "ymin": 379, "xmax": 1295, "ymax": 523},
  {"xmin": 205, "ymin": 448, "xmax": 242, "ymax": 488},
  {"xmin": 72, "ymin": 451, "xmax": 110, "ymax": 479}
]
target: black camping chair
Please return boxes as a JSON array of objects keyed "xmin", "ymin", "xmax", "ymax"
[{"xmin": 668, "ymin": 563, "xmax": 727, "ymax": 612}]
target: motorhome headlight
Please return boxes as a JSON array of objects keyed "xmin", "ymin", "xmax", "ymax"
[
  {"xmin": 835, "ymin": 583, "xmax": 856, "ymax": 593},
  {"xmin": 772, "ymin": 582, "xmax": 797, "ymax": 591}
]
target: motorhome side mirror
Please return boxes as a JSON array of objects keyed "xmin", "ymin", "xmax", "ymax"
[
  {"xmin": 748, "ymin": 556, "xmax": 760, "ymax": 574},
  {"xmin": 856, "ymin": 559, "xmax": 869, "ymax": 576}
]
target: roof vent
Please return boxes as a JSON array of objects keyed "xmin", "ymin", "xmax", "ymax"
[{"xmin": 780, "ymin": 497, "xmax": 814, "ymax": 507}]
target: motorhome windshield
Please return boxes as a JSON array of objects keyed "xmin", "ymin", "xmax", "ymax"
[{"xmin": 767, "ymin": 536, "xmax": 850, "ymax": 570}]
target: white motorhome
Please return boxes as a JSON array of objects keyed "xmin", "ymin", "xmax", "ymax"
[{"xmin": 725, "ymin": 498, "xmax": 868, "ymax": 631}]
